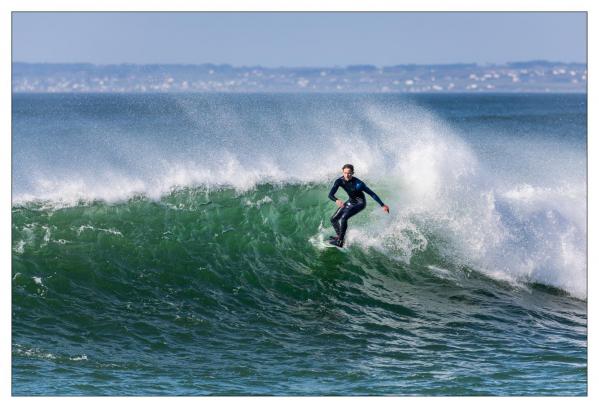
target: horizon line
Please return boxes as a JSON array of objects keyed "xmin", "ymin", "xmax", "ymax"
[{"xmin": 12, "ymin": 60, "xmax": 588, "ymax": 69}]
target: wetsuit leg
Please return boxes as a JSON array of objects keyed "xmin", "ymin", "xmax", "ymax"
[
  {"xmin": 330, "ymin": 205, "xmax": 345, "ymax": 237},
  {"xmin": 337, "ymin": 199, "xmax": 366, "ymax": 243}
]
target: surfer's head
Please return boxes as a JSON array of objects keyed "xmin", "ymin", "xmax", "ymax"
[{"xmin": 342, "ymin": 164, "xmax": 354, "ymax": 181}]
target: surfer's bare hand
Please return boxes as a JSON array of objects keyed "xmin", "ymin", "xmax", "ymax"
[
  {"xmin": 382, "ymin": 205, "xmax": 390, "ymax": 213},
  {"xmin": 336, "ymin": 199, "xmax": 344, "ymax": 208}
]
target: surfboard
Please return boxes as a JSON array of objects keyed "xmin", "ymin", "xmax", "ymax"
[{"xmin": 309, "ymin": 232, "xmax": 346, "ymax": 251}]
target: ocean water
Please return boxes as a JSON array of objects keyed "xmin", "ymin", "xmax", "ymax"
[{"xmin": 12, "ymin": 93, "xmax": 587, "ymax": 395}]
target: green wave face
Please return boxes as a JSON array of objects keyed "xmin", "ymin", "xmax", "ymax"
[{"xmin": 12, "ymin": 184, "xmax": 587, "ymax": 395}]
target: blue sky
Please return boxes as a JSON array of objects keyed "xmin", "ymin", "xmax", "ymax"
[{"xmin": 12, "ymin": 12, "xmax": 586, "ymax": 66}]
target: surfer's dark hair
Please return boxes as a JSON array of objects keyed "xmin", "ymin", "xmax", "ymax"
[{"xmin": 342, "ymin": 164, "xmax": 354, "ymax": 173}]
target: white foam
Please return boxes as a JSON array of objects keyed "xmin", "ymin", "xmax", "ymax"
[
  {"xmin": 348, "ymin": 105, "xmax": 586, "ymax": 299},
  {"xmin": 244, "ymin": 195, "xmax": 273, "ymax": 208},
  {"xmin": 13, "ymin": 240, "xmax": 26, "ymax": 254},
  {"xmin": 76, "ymin": 224, "xmax": 123, "ymax": 236},
  {"xmin": 13, "ymin": 344, "xmax": 88, "ymax": 362}
]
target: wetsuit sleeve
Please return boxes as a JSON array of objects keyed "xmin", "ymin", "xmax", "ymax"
[
  {"xmin": 362, "ymin": 183, "xmax": 385, "ymax": 206},
  {"xmin": 328, "ymin": 179, "xmax": 341, "ymax": 202}
]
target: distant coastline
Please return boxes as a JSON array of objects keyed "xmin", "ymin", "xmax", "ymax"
[{"xmin": 12, "ymin": 61, "xmax": 587, "ymax": 93}]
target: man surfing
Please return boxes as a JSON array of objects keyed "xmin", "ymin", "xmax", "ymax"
[{"xmin": 328, "ymin": 164, "xmax": 390, "ymax": 247}]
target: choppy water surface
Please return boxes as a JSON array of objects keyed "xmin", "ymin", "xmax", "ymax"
[{"xmin": 12, "ymin": 93, "xmax": 587, "ymax": 395}]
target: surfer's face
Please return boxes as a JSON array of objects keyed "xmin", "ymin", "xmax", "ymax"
[{"xmin": 343, "ymin": 169, "xmax": 353, "ymax": 181}]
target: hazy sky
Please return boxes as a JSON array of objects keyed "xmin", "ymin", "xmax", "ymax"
[{"xmin": 12, "ymin": 12, "xmax": 587, "ymax": 66}]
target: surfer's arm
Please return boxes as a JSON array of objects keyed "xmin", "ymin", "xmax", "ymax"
[
  {"xmin": 328, "ymin": 179, "xmax": 341, "ymax": 202},
  {"xmin": 362, "ymin": 184, "xmax": 385, "ymax": 207}
]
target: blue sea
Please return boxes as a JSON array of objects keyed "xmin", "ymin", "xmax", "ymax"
[{"xmin": 12, "ymin": 93, "xmax": 587, "ymax": 395}]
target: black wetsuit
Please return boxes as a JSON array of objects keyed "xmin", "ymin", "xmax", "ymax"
[{"xmin": 328, "ymin": 176, "xmax": 385, "ymax": 245}]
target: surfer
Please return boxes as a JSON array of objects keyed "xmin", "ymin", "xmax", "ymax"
[{"xmin": 328, "ymin": 164, "xmax": 389, "ymax": 247}]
